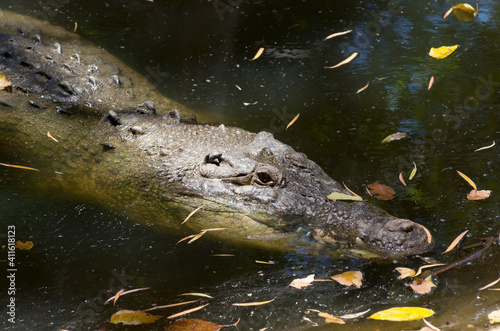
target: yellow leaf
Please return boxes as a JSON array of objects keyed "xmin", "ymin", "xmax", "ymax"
[
  {"xmin": 232, "ymin": 298, "xmax": 275, "ymax": 307},
  {"xmin": 395, "ymin": 267, "xmax": 416, "ymax": 280},
  {"xmin": 467, "ymin": 189, "xmax": 491, "ymax": 201},
  {"xmin": 15, "ymin": 241, "xmax": 34, "ymax": 250},
  {"xmin": 414, "ymin": 263, "xmax": 446, "ymax": 277},
  {"xmin": 368, "ymin": 307, "xmax": 435, "ymax": 321},
  {"xmin": 323, "ymin": 29, "xmax": 352, "ymax": 40},
  {"xmin": 331, "ymin": 270, "xmax": 363, "ymax": 288},
  {"xmin": 452, "ymin": 3, "xmax": 478, "ymax": 22},
  {"xmin": 429, "ymin": 45, "xmax": 459, "ymax": 59},
  {"xmin": 456, "ymin": 170, "xmax": 477, "ymax": 190},
  {"xmin": 327, "ymin": 192, "xmax": 363, "ymax": 202},
  {"xmin": 249, "ymin": 47, "xmax": 264, "ymax": 61},
  {"xmin": 442, "ymin": 230, "xmax": 468, "ymax": 254},
  {"xmin": 409, "ymin": 162, "xmax": 417, "ymax": 180},
  {"xmin": 110, "ymin": 310, "xmax": 162, "ymax": 325},
  {"xmin": 489, "ymin": 310, "xmax": 500, "ymax": 324},
  {"xmin": 0, "ymin": 73, "xmax": 12, "ymax": 93},
  {"xmin": 289, "ymin": 274, "xmax": 315, "ymax": 289},
  {"xmin": 325, "ymin": 52, "xmax": 358, "ymax": 69},
  {"xmin": 285, "ymin": 113, "xmax": 300, "ymax": 130}
]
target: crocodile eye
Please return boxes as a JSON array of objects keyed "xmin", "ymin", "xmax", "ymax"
[{"xmin": 252, "ymin": 165, "xmax": 283, "ymax": 187}]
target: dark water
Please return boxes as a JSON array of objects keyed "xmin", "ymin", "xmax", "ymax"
[{"xmin": 1, "ymin": 0, "xmax": 500, "ymax": 330}]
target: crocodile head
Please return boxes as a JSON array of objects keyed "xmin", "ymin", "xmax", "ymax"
[{"xmin": 179, "ymin": 130, "xmax": 434, "ymax": 257}]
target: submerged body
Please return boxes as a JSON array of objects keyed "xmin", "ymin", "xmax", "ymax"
[{"xmin": 0, "ymin": 10, "xmax": 433, "ymax": 257}]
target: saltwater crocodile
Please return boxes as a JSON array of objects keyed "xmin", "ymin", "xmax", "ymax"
[{"xmin": 0, "ymin": 9, "xmax": 433, "ymax": 257}]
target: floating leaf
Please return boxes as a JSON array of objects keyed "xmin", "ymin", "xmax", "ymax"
[
  {"xmin": 289, "ymin": 274, "xmax": 315, "ymax": 289},
  {"xmin": 327, "ymin": 192, "xmax": 363, "ymax": 202},
  {"xmin": 399, "ymin": 172, "xmax": 407, "ymax": 186},
  {"xmin": 443, "ymin": 7, "xmax": 454, "ymax": 19},
  {"xmin": 331, "ymin": 270, "xmax": 363, "ymax": 288},
  {"xmin": 318, "ymin": 312, "xmax": 345, "ymax": 324},
  {"xmin": 417, "ymin": 224, "xmax": 434, "ymax": 245},
  {"xmin": 145, "ymin": 300, "xmax": 200, "ymax": 311},
  {"xmin": 235, "ymin": 85, "xmax": 242, "ymax": 91},
  {"xmin": 368, "ymin": 307, "xmax": 435, "ymax": 321},
  {"xmin": 428, "ymin": 76, "xmax": 434, "ymax": 90},
  {"xmin": 232, "ymin": 298, "xmax": 275, "ymax": 307},
  {"xmin": 474, "ymin": 141, "xmax": 495, "ymax": 152},
  {"xmin": 357, "ymin": 82, "xmax": 369, "ymax": 93},
  {"xmin": 456, "ymin": 170, "xmax": 477, "ymax": 190},
  {"xmin": 409, "ymin": 162, "xmax": 417, "ymax": 180},
  {"xmin": 15, "ymin": 241, "xmax": 34, "ymax": 250},
  {"xmin": 414, "ymin": 264, "xmax": 446, "ymax": 277},
  {"xmin": 249, "ymin": 47, "xmax": 264, "ymax": 61},
  {"xmin": 167, "ymin": 303, "xmax": 209, "ymax": 319},
  {"xmin": 104, "ymin": 287, "xmax": 150, "ymax": 305},
  {"xmin": 429, "ymin": 45, "xmax": 459, "ymax": 59},
  {"xmin": 395, "ymin": 267, "xmax": 416, "ymax": 280},
  {"xmin": 286, "ymin": 113, "xmax": 300, "ymax": 130},
  {"xmin": 409, "ymin": 278, "xmax": 436, "ymax": 294},
  {"xmin": 442, "ymin": 230, "xmax": 468, "ymax": 254},
  {"xmin": 479, "ymin": 276, "xmax": 500, "ymax": 291},
  {"xmin": 112, "ymin": 289, "xmax": 124, "ymax": 306},
  {"xmin": 0, "ymin": 162, "xmax": 39, "ymax": 172},
  {"xmin": 167, "ymin": 319, "xmax": 223, "ymax": 331},
  {"xmin": 180, "ymin": 293, "xmax": 213, "ymax": 299},
  {"xmin": 181, "ymin": 206, "xmax": 203, "ymax": 224},
  {"xmin": 340, "ymin": 309, "xmax": 371, "ymax": 319},
  {"xmin": 342, "ymin": 182, "xmax": 361, "ymax": 197},
  {"xmin": 0, "ymin": 73, "xmax": 12, "ymax": 93},
  {"xmin": 381, "ymin": 132, "xmax": 408, "ymax": 144},
  {"xmin": 255, "ymin": 260, "xmax": 275, "ymax": 264},
  {"xmin": 423, "ymin": 318, "xmax": 440, "ymax": 331},
  {"xmin": 47, "ymin": 131, "xmax": 59, "ymax": 142},
  {"xmin": 367, "ymin": 181, "xmax": 395, "ymax": 200},
  {"xmin": 452, "ymin": 3, "xmax": 478, "ymax": 22},
  {"xmin": 325, "ymin": 52, "xmax": 358, "ymax": 69},
  {"xmin": 467, "ymin": 189, "xmax": 491, "ymax": 201},
  {"xmin": 187, "ymin": 232, "xmax": 205, "ymax": 244},
  {"xmin": 489, "ymin": 310, "xmax": 500, "ymax": 324},
  {"xmin": 323, "ymin": 29, "xmax": 352, "ymax": 40},
  {"xmin": 243, "ymin": 101, "xmax": 258, "ymax": 106},
  {"xmin": 110, "ymin": 310, "xmax": 162, "ymax": 325}
]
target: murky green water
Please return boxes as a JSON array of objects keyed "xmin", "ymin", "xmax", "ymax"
[{"xmin": 1, "ymin": 0, "xmax": 500, "ymax": 330}]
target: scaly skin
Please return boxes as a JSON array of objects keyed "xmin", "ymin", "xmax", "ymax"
[{"xmin": 0, "ymin": 9, "xmax": 434, "ymax": 257}]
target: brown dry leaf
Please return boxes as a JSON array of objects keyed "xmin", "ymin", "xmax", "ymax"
[
  {"xmin": 427, "ymin": 76, "xmax": 434, "ymax": 90},
  {"xmin": 289, "ymin": 274, "xmax": 315, "ymax": 289},
  {"xmin": 187, "ymin": 233, "xmax": 204, "ymax": 244},
  {"xmin": 0, "ymin": 162, "xmax": 39, "ymax": 172},
  {"xmin": 167, "ymin": 303, "xmax": 209, "ymax": 319},
  {"xmin": 381, "ymin": 131, "xmax": 409, "ymax": 144},
  {"xmin": 47, "ymin": 131, "xmax": 59, "ymax": 142},
  {"xmin": 255, "ymin": 260, "xmax": 275, "ymax": 264},
  {"xmin": 442, "ymin": 230, "xmax": 468, "ymax": 254},
  {"xmin": 467, "ymin": 189, "xmax": 491, "ymax": 201},
  {"xmin": 167, "ymin": 318, "xmax": 223, "ymax": 331},
  {"xmin": 249, "ymin": 47, "xmax": 264, "ymax": 61},
  {"xmin": 367, "ymin": 181, "xmax": 395, "ymax": 200},
  {"xmin": 232, "ymin": 299, "xmax": 275, "ymax": 307},
  {"xmin": 443, "ymin": 6, "xmax": 454, "ymax": 19},
  {"xmin": 395, "ymin": 267, "xmax": 416, "ymax": 280},
  {"xmin": 105, "ymin": 287, "xmax": 150, "ymax": 305},
  {"xmin": 331, "ymin": 270, "xmax": 363, "ymax": 288},
  {"xmin": 456, "ymin": 170, "xmax": 477, "ymax": 190},
  {"xmin": 176, "ymin": 234, "xmax": 197, "ymax": 244},
  {"xmin": 0, "ymin": 73, "xmax": 12, "ymax": 93},
  {"xmin": 180, "ymin": 293, "xmax": 213, "ymax": 299},
  {"xmin": 243, "ymin": 101, "xmax": 258, "ymax": 106},
  {"xmin": 342, "ymin": 182, "xmax": 361, "ymax": 197},
  {"xmin": 325, "ymin": 52, "xmax": 358, "ymax": 69},
  {"xmin": 235, "ymin": 85, "xmax": 242, "ymax": 91},
  {"xmin": 285, "ymin": 113, "xmax": 300, "ymax": 130},
  {"xmin": 409, "ymin": 278, "xmax": 436, "ymax": 294},
  {"xmin": 356, "ymin": 82, "xmax": 369, "ymax": 93},
  {"xmin": 340, "ymin": 309, "xmax": 371, "ymax": 319},
  {"xmin": 417, "ymin": 224, "xmax": 434, "ymax": 245},
  {"xmin": 423, "ymin": 318, "xmax": 441, "ymax": 331},
  {"xmin": 399, "ymin": 172, "xmax": 407, "ymax": 186},
  {"xmin": 112, "ymin": 289, "xmax": 125, "ymax": 306},
  {"xmin": 15, "ymin": 241, "xmax": 34, "ymax": 250},
  {"xmin": 323, "ymin": 29, "xmax": 352, "ymax": 40},
  {"xmin": 181, "ymin": 206, "xmax": 203, "ymax": 224},
  {"xmin": 318, "ymin": 312, "xmax": 345, "ymax": 324},
  {"xmin": 110, "ymin": 310, "xmax": 162, "ymax": 325}
]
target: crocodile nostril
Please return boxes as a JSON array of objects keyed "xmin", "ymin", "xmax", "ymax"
[{"xmin": 252, "ymin": 165, "xmax": 283, "ymax": 187}]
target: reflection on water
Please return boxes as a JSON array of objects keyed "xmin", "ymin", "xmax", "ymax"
[{"xmin": 1, "ymin": 0, "xmax": 500, "ymax": 329}]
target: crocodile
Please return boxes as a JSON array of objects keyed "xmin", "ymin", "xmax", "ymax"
[{"xmin": 0, "ymin": 9, "xmax": 433, "ymax": 257}]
